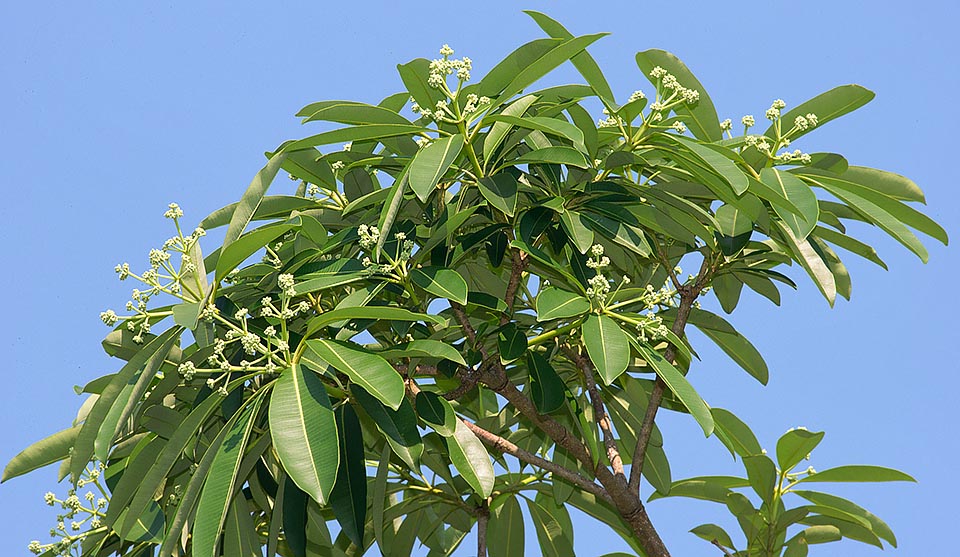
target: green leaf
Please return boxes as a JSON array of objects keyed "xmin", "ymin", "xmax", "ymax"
[
  {"xmin": 411, "ymin": 266, "xmax": 469, "ymax": 305},
  {"xmin": 742, "ymin": 455, "xmax": 778, "ymax": 505},
  {"xmin": 217, "ymin": 218, "xmax": 300, "ymax": 281},
  {"xmin": 777, "ymin": 429, "xmax": 825, "ymax": 472},
  {"xmin": 223, "ymin": 498, "xmax": 260, "ymax": 557},
  {"xmin": 795, "ymin": 465, "xmax": 916, "ymax": 484},
  {"xmin": 637, "ymin": 345, "xmax": 714, "ymax": 436},
  {"xmin": 536, "ymin": 287, "xmax": 590, "ymax": 322},
  {"xmin": 643, "ymin": 443, "xmax": 673, "ymax": 496},
  {"xmin": 283, "ymin": 124, "xmax": 426, "ymax": 152},
  {"xmin": 635, "ymin": 50, "xmax": 722, "ymax": 141},
  {"xmin": 525, "ymin": 497, "xmax": 576, "ymax": 557},
  {"xmin": 527, "ymin": 352, "xmax": 565, "ymax": 414},
  {"xmin": 379, "ymin": 339, "xmax": 466, "ymax": 366},
  {"xmin": 353, "ymin": 386, "xmax": 422, "ymax": 471},
  {"xmin": 483, "ymin": 94, "xmax": 538, "ymax": 164},
  {"xmin": 524, "ymin": 11, "xmax": 615, "ymax": 104},
  {"xmin": 498, "ymin": 322, "xmax": 528, "ymax": 364},
  {"xmin": 681, "ymin": 308, "xmax": 768, "ymax": 384},
  {"xmin": 448, "ymin": 420, "xmax": 494, "ymax": 497},
  {"xmin": 801, "ymin": 514, "xmax": 883, "ymax": 548},
  {"xmin": 711, "ymin": 408, "xmax": 762, "ymax": 458},
  {"xmin": 690, "ymin": 523, "xmax": 735, "ymax": 550},
  {"xmin": 297, "ymin": 100, "xmax": 411, "ymax": 126},
  {"xmin": 714, "ymin": 203, "xmax": 753, "ymax": 256},
  {"xmin": 398, "ymin": 58, "xmax": 444, "ymax": 114},
  {"xmin": 3, "ymin": 425, "xmax": 79, "ymax": 483},
  {"xmin": 485, "ymin": 114, "xmax": 586, "ymax": 152},
  {"xmin": 766, "ymin": 85, "xmax": 875, "ymax": 143},
  {"xmin": 269, "ymin": 364, "xmax": 339, "ymax": 505},
  {"xmin": 515, "ymin": 146, "xmax": 590, "ymax": 168},
  {"xmin": 115, "ymin": 499, "xmax": 166, "ymax": 544},
  {"xmin": 224, "ymin": 153, "xmax": 288, "ymax": 249},
  {"xmin": 330, "ymin": 404, "xmax": 366, "ymax": 547},
  {"xmin": 416, "ymin": 391, "xmax": 457, "ymax": 437},
  {"xmin": 488, "ymin": 495, "xmax": 525, "ymax": 557},
  {"xmin": 409, "ymin": 135, "xmax": 464, "ymax": 202},
  {"xmin": 842, "ymin": 165, "xmax": 926, "ymax": 203},
  {"xmin": 72, "ymin": 327, "xmax": 182, "ymax": 480},
  {"xmin": 376, "ymin": 171, "xmax": 408, "ymax": 258},
  {"xmin": 478, "ymin": 173, "xmax": 519, "ymax": 217},
  {"xmin": 773, "ymin": 220, "xmax": 837, "ymax": 306},
  {"xmin": 560, "ymin": 210, "xmax": 595, "ymax": 254},
  {"xmin": 582, "ymin": 315, "xmax": 631, "ymax": 385},
  {"xmin": 490, "ymin": 34, "xmax": 607, "ymax": 109},
  {"xmin": 305, "ymin": 305, "xmax": 442, "ymax": 339},
  {"xmin": 792, "ymin": 490, "xmax": 897, "ymax": 546},
  {"xmin": 814, "ymin": 226, "xmax": 888, "ymax": 270},
  {"xmin": 670, "ymin": 136, "xmax": 748, "ymax": 195},
  {"xmin": 303, "ymin": 339, "xmax": 404, "ymax": 410},
  {"xmin": 193, "ymin": 396, "xmax": 264, "ymax": 557},
  {"xmin": 761, "ymin": 168, "xmax": 819, "ymax": 240}
]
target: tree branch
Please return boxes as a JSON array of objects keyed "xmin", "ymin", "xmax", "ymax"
[
  {"xmin": 477, "ymin": 501, "xmax": 489, "ymax": 557},
  {"xmin": 460, "ymin": 418, "xmax": 612, "ymax": 504},
  {"xmin": 566, "ymin": 347, "xmax": 626, "ymax": 480},
  {"xmin": 628, "ymin": 254, "xmax": 713, "ymax": 494},
  {"xmin": 501, "ymin": 248, "xmax": 528, "ymax": 325}
]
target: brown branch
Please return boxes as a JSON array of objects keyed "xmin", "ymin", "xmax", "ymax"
[
  {"xmin": 477, "ymin": 501, "xmax": 489, "ymax": 557},
  {"xmin": 712, "ymin": 539, "xmax": 734, "ymax": 556},
  {"xmin": 500, "ymin": 248, "xmax": 528, "ymax": 325},
  {"xmin": 566, "ymin": 347, "xmax": 626, "ymax": 480},
  {"xmin": 460, "ymin": 418, "xmax": 612, "ymax": 504},
  {"xmin": 628, "ymin": 254, "xmax": 714, "ymax": 494},
  {"xmin": 450, "ymin": 301, "xmax": 478, "ymax": 347}
]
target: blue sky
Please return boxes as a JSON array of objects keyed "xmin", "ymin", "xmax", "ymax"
[{"xmin": 1, "ymin": 1, "xmax": 957, "ymax": 555}]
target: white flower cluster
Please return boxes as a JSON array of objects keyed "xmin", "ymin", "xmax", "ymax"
[
  {"xmin": 358, "ymin": 224, "xmax": 381, "ymax": 250},
  {"xmin": 793, "ymin": 113, "xmax": 819, "ymax": 130},
  {"xmin": 649, "ymin": 66, "xmax": 700, "ymax": 105},
  {"xmin": 585, "ymin": 244, "xmax": 612, "ymax": 303},
  {"xmin": 463, "ymin": 93, "xmax": 491, "ymax": 115},
  {"xmin": 720, "ymin": 118, "xmax": 732, "ymax": 131},
  {"xmin": 428, "ymin": 45, "xmax": 473, "ymax": 88},
  {"xmin": 31, "ymin": 465, "xmax": 108, "ymax": 555},
  {"xmin": 628, "ymin": 89, "xmax": 646, "ymax": 103},
  {"xmin": 741, "ymin": 114, "xmax": 755, "ymax": 127}
]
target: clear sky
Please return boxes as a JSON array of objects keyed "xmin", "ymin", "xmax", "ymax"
[{"xmin": 1, "ymin": 1, "xmax": 957, "ymax": 555}]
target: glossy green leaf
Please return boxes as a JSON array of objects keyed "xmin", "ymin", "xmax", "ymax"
[
  {"xmin": 297, "ymin": 100, "xmax": 411, "ymax": 126},
  {"xmin": 217, "ymin": 218, "xmax": 300, "ymax": 281},
  {"xmin": 478, "ymin": 173, "xmax": 519, "ymax": 217},
  {"xmin": 72, "ymin": 327, "xmax": 182, "ymax": 480},
  {"xmin": 488, "ymin": 495, "xmax": 525, "ymax": 557},
  {"xmin": 582, "ymin": 314, "xmax": 631, "ymax": 385},
  {"xmin": 3, "ymin": 425, "xmax": 79, "ymax": 483},
  {"xmin": 448, "ymin": 420, "xmax": 494, "ymax": 497},
  {"xmin": 283, "ymin": 124, "xmax": 426, "ymax": 152},
  {"xmin": 193, "ymin": 396, "xmax": 263, "ymax": 557},
  {"xmin": 303, "ymin": 339, "xmax": 404, "ymax": 410},
  {"xmin": 485, "ymin": 114, "xmax": 586, "ymax": 152},
  {"xmin": 498, "ymin": 322, "xmax": 528, "ymax": 363},
  {"xmin": 515, "ymin": 146, "xmax": 590, "ymax": 168},
  {"xmin": 527, "ymin": 352, "xmax": 565, "ymax": 414},
  {"xmin": 761, "ymin": 168, "xmax": 819, "ymax": 240},
  {"xmin": 690, "ymin": 523, "xmax": 735, "ymax": 551},
  {"xmin": 560, "ymin": 210, "xmax": 595, "ymax": 254},
  {"xmin": 483, "ymin": 94, "xmax": 538, "ymax": 164},
  {"xmin": 526, "ymin": 497, "xmax": 576, "ymax": 557},
  {"xmin": 224, "ymin": 153, "xmax": 288, "ymax": 249},
  {"xmin": 773, "ymin": 220, "xmax": 837, "ymax": 306},
  {"xmin": 742, "ymin": 455, "xmax": 778, "ymax": 505},
  {"xmin": 802, "ymin": 515, "xmax": 883, "ymax": 548},
  {"xmin": 353, "ymin": 386, "xmax": 423, "ymax": 471},
  {"xmin": 398, "ymin": 58, "xmax": 444, "ymax": 114},
  {"xmin": 792, "ymin": 490, "xmax": 897, "ymax": 546},
  {"xmin": 635, "ymin": 50, "xmax": 722, "ymax": 141},
  {"xmin": 711, "ymin": 408, "xmax": 762, "ymax": 458},
  {"xmin": 643, "ymin": 443, "xmax": 672, "ymax": 496},
  {"xmin": 637, "ymin": 345, "xmax": 713, "ymax": 436},
  {"xmin": 796, "ymin": 465, "xmax": 916, "ymax": 484},
  {"xmin": 536, "ymin": 287, "xmax": 590, "ymax": 322},
  {"xmin": 777, "ymin": 429, "xmax": 825, "ymax": 472},
  {"xmin": 524, "ymin": 11, "xmax": 615, "ymax": 104},
  {"xmin": 670, "ymin": 136, "xmax": 747, "ymax": 194},
  {"xmin": 411, "ymin": 266, "xmax": 469, "ymax": 305},
  {"xmin": 680, "ymin": 308, "xmax": 768, "ymax": 384},
  {"xmin": 842, "ymin": 165, "xmax": 925, "ymax": 203},
  {"xmin": 379, "ymin": 339, "xmax": 467, "ymax": 366},
  {"xmin": 814, "ymin": 226, "xmax": 888, "ymax": 269},
  {"xmin": 270, "ymin": 364, "xmax": 339, "ymax": 505},
  {"xmin": 376, "ymin": 171, "xmax": 408, "ymax": 258},
  {"xmin": 416, "ymin": 391, "xmax": 457, "ymax": 437},
  {"xmin": 714, "ymin": 203, "xmax": 753, "ymax": 256},
  {"xmin": 766, "ymin": 85, "xmax": 875, "ymax": 143},
  {"xmin": 305, "ymin": 305, "xmax": 441, "ymax": 339},
  {"xmin": 223, "ymin": 498, "xmax": 260, "ymax": 557},
  {"xmin": 330, "ymin": 404, "xmax": 366, "ymax": 547},
  {"xmin": 409, "ymin": 134, "xmax": 464, "ymax": 202}
]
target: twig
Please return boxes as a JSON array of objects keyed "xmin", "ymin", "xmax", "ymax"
[
  {"xmin": 501, "ymin": 248, "xmax": 528, "ymax": 325},
  {"xmin": 566, "ymin": 347, "xmax": 626, "ymax": 480}
]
